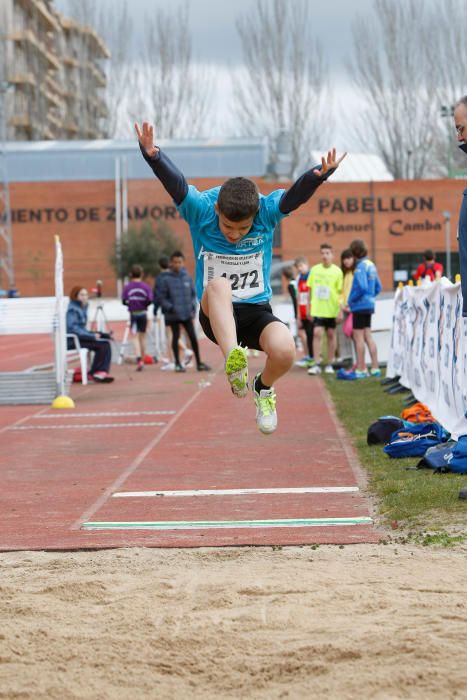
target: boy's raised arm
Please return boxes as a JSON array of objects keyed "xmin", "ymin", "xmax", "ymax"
[
  {"xmin": 135, "ymin": 121, "xmax": 188, "ymax": 205},
  {"xmin": 279, "ymin": 148, "xmax": 347, "ymax": 215}
]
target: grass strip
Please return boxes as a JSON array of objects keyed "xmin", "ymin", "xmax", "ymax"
[{"xmin": 323, "ymin": 375, "xmax": 467, "ymax": 530}]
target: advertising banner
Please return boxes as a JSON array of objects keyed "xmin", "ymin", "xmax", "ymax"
[{"xmin": 387, "ymin": 279, "xmax": 467, "ymax": 439}]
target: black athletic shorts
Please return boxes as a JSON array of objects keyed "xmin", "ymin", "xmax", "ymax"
[
  {"xmin": 313, "ymin": 316, "xmax": 336, "ymax": 330},
  {"xmin": 352, "ymin": 311, "xmax": 373, "ymax": 330},
  {"xmin": 130, "ymin": 313, "xmax": 148, "ymax": 333},
  {"xmin": 199, "ymin": 302, "xmax": 283, "ymax": 351}
]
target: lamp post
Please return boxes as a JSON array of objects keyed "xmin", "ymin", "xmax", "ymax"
[
  {"xmin": 442, "ymin": 210, "xmax": 451, "ymax": 281},
  {"xmin": 440, "ymin": 105, "xmax": 454, "ymax": 178}
]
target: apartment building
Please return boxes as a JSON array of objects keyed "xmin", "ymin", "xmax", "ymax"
[{"xmin": 0, "ymin": 0, "xmax": 109, "ymax": 141}]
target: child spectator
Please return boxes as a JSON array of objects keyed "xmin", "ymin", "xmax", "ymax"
[
  {"xmin": 156, "ymin": 251, "xmax": 210, "ymax": 373},
  {"xmin": 122, "ymin": 264, "xmax": 153, "ymax": 371},
  {"xmin": 294, "ymin": 256, "xmax": 314, "ymax": 368},
  {"xmin": 307, "ymin": 243, "xmax": 343, "ymax": 375},
  {"xmin": 336, "ymin": 248, "xmax": 356, "ymax": 363},
  {"xmin": 413, "ymin": 250, "xmax": 443, "ymax": 282},
  {"xmin": 347, "ymin": 239, "xmax": 382, "ymax": 378}
]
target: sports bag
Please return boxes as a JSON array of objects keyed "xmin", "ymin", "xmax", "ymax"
[
  {"xmin": 401, "ymin": 402, "xmax": 435, "ymax": 424},
  {"xmin": 384, "ymin": 422, "xmax": 448, "ymax": 458},
  {"xmin": 367, "ymin": 416, "xmax": 405, "ymax": 445}
]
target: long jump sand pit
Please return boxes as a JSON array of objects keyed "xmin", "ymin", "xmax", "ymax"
[{"xmin": 1, "ymin": 543, "xmax": 466, "ymax": 699}]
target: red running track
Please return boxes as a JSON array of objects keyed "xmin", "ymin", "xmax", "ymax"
[{"xmin": 0, "ymin": 337, "xmax": 382, "ymax": 550}]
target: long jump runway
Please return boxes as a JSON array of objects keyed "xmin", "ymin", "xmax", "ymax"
[{"xmin": 0, "ymin": 342, "xmax": 381, "ymax": 549}]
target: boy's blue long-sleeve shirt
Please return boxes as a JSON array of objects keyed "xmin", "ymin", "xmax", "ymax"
[
  {"xmin": 140, "ymin": 144, "xmax": 334, "ymax": 303},
  {"xmin": 348, "ymin": 257, "xmax": 382, "ymax": 313}
]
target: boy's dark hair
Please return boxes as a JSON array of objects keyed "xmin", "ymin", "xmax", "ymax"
[
  {"xmin": 170, "ymin": 250, "xmax": 184, "ymax": 260},
  {"xmin": 130, "ymin": 264, "xmax": 143, "ymax": 279},
  {"xmin": 158, "ymin": 255, "xmax": 169, "ymax": 270},
  {"xmin": 340, "ymin": 248, "xmax": 355, "ymax": 273},
  {"xmin": 217, "ymin": 177, "xmax": 259, "ymax": 221},
  {"xmin": 350, "ymin": 239, "xmax": 368, "ymax": 259},
  {"xmin": 320, "ymin": 243, "xmax": 333, "ymax": 251},
  {"xmin": 423, "ymin": 249, "xmax": 435, "ymax": 261}
]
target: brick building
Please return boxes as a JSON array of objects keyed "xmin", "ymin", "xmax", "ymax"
[{"xmin": 2, "ymin": 139, "xmax": 463, "ymax": 296}]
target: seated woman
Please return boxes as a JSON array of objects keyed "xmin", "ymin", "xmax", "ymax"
[{"xmin": 66, "ymin": 286, "xmax": 114, "ymax": 383}]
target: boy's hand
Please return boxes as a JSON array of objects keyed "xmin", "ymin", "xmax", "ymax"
[
  {"xmin": 313, "ymin": 149, "xmax": 347, "ymax": 178},
  {"xmin": 135, "ymin": 121, "xmax": 158, "ymax": 157}
]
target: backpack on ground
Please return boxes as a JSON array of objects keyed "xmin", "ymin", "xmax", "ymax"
[
  {"xmin": 367, "ymin": 416, "xmax": 405, "ymax": 445},
  {"xmin": 384, "ymin": 422, "xmax": 449, "ymax": 458},
  {"xmin": 416, "ymin": 436, "xmax": 467, "ymax": 474}
]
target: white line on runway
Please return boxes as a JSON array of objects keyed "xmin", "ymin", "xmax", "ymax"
[
  {"xmin": 11, "ymin": 422, "xmax": 166, "ymax": 430},
  {"xmin": 37, "ymin": 411, "xmax": 176, "ymax": 418},
  {"xmin": 82, "ymin": 516, "xmax": 373, "ymax": 530},
  {"xmin": 112, "ymin": 486, "xmax": 359, "ymax": 498}
]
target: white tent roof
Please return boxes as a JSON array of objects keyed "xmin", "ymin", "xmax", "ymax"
[{"xmin": 309, "ymin": 151, "xmax": 393, "ymax": 182}]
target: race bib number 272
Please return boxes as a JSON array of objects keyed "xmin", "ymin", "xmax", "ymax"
[{"xmin": 203, "ymin": 251, "xmax": 264, "ymax": 300}]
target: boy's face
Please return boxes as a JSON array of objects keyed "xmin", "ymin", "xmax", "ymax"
[
  {"xmin": 296, "ymin": 261, "xmax": 308, "ymax": 275},
  {"xmin": 171, "ymin": 256, "xmax": 184, "ymax": 273},
  {"xmin": 321, "ymin": 247, "xmax": 333, "ymax": 265},
  {"xmin": 215, "ymin": 204, "xmax": 255, "ymax": 243}
]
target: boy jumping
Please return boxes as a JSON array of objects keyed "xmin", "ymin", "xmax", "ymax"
[{"xmin": 136, "ymin": 121, "xmax": 346, "ymax": 434}]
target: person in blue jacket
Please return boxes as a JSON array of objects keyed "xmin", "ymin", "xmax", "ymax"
[
  {"xmin": 155, "ymin": 251, "xmax": 210, "ymax": 373},
  {"xmin": 66, "ymin": 286, "xmax": 114, "ymax": 383},
  {"xmin": 136, "ymin": 120, "xmax": 346, "ymax": 434},
  {"xmin": 454, "ymin": 96, "xmax": 467, "ymax": 319},
  {"xmin": 347, "ymin": 239, "xmax": 382, "ymax": 378}
]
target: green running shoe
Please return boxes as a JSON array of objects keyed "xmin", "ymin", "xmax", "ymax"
[
  {"xmin": 253, "ymin": 374, "xmax": 277, "ymax": 434},
  {"xmin": 225, "ymin": 346, "xmax": 249, "ymax": 398}
]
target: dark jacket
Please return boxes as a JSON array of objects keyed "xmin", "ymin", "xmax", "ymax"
[
  {"xmin": 66, "ymin": 300, "xmax": 96, "ymax": 340},
  {"xmin": 153, "ymin": 270, "xmax": 171, "ymax": 314},
  {"xmin": 156, "ymin": 268, "xmax": 197, "ymax": 322},
  {"xmin": 459, "ymin": 189, "xmax": 467, "ymax": 317}
]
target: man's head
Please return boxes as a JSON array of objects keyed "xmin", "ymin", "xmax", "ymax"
[
  {"xmin": 320, "ymin": 243, "xmax": 333, "ymax": 266},
  {"xmin": 454, "ymin": 96, "xmax": 467, "ymax": 149},
  {"xmin": 215, "ymin": 177, "xmax": 259, "ymax": 243},
  {"xmin": 294, "ymin": 255, "xmax": 308, "ymax": 275},
  {"xmin": 423, "ymin": 249, "xmax": 435, "ymax": 263},
  {"xmin": 350, "ymin": 239, "xmax": 368, "ymax": 260},
  {"xmin": 170, "ymin": 250, "xmax": 185, "ymax": 273}
]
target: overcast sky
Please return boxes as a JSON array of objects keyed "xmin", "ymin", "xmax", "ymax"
[
  {"xmin": 124, "ymin": 0, "xmax": 375, "ymax": 74},
  {"xmin": 57, "ymin": 0, "xmax": 377, "ymax": 148}
]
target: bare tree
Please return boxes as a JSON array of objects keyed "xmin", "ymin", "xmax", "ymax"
[
  {"xmin": 348, "ymin": 0, "xmax": 439, "ymax": 179},
  {"xmin": 58, "ymin": 0, "xmax": 134, "ymax": 138},
  {"xmin": 424, "ymin": 0, "xmax": 467, "ymax": 176},
  {"xmin": 233, "ymin": 0, "xmax": 332, "ymax": 178},
  {"xmin": 128, "ymin": 4, "xmax": 211, "ymax": 139}
]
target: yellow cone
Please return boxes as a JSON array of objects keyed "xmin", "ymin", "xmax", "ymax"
[{"xmin": 52, "ymin": 395, "xmax": 75, "ymax": 409}]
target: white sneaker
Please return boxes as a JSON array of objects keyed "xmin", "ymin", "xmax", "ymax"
[
  {"xmin": 161, "ymin": 361, "xmax": 175, "ymax": 371},
  {"xmin": 324, "ymin": 365, "xmax": 335, "ymax": 374},
  {"xmin": 183, "ymin": 349, "xmax": 194, "ymax": 367},
  {"xmin": 253, "ymin": 374, "xmax": 277, "ymax": 434},
  {"xmin": 308, "ymin": 364, "xmax": 322, "ymax": 375}
]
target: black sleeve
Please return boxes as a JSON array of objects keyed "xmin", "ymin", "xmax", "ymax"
[
  {"xmin": 139, "ymin": 143, "xmax": 189, "ymax": 205},
  {"xmin": 279, "ymin": 165, "xmax": 336, "ymax": 215}
]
